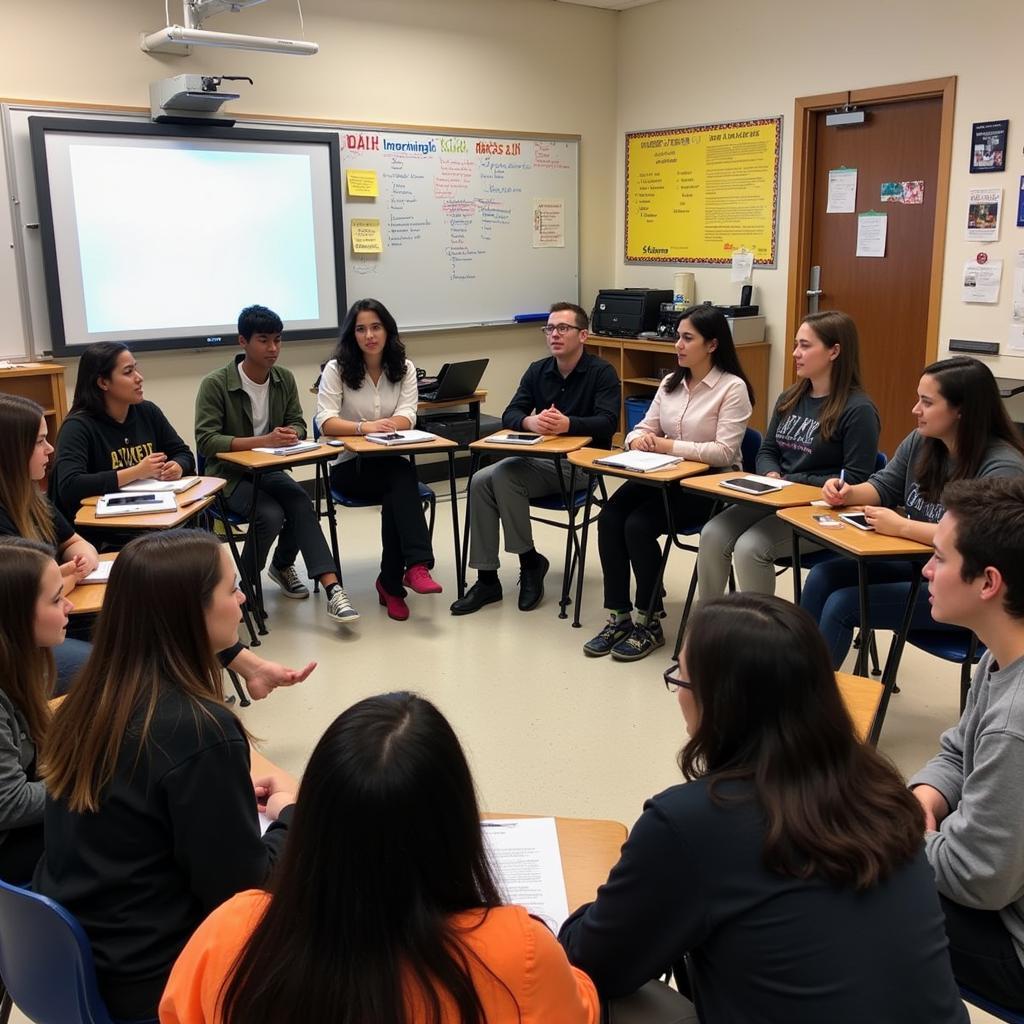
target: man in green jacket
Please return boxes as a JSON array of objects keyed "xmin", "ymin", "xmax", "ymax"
[{"xmin": 195, "ymin": 304, "xmax": 358, "ymax": 623}]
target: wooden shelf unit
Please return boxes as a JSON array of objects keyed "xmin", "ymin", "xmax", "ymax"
[
  {"xmin": 586, "ymin": 337, "xmax": 770, "ymax": 438},
  {"xmin": 0, "ymin": 362, "xmax": 68, "ymax": 441}
]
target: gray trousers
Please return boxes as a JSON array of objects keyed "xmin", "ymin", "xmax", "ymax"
[
  {"xmin": 697, "ymin": 502, "xmax": 821, "ymax": 600},
  {"xmin": 468, "ymin": 457, "xmax": 575, "ymax": 570}
]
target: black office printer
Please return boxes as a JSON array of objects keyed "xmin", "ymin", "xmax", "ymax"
[{"xmin": 591, "ymin": 288, "xmax": 672, "ymax": 337}]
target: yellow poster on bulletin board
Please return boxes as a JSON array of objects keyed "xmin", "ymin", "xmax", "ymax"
[{"xmin": 625, "ymin": 116, "xmax": 782, "ymax": 266}]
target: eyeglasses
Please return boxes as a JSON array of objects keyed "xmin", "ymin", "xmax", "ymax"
[
  {"xmin": 541, "ymin": 323, "xmax": 583, "ymax": 336},
  {"xmin": 663, "ymin": 663, "xmax": 693, "ymax": 692}
]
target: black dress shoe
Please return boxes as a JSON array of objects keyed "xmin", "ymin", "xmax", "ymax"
[
  {"xmin": 450, "ymin": 579, "xmax": 503, "ymax": 616},
  {"xmin": 517, "ymin": 554, "xmax": 549, "ymax": 611}
]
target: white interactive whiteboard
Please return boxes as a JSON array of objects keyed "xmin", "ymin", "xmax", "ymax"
[{"xmin": 1, "ymin": 102, "xmax": 580, "ymax": 357}]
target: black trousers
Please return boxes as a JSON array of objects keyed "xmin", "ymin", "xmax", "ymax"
[
  {"xmin": 227, "ymin": 470, "xmax": 337, "ymax": 581},
  {"xmin": 598, "ymin": 482, "xmax": 714, "ymax": 613},
  {"xmin": 0, "ymin": 823, "xmax": 44, "ymax": 884},
  {"xmin": 331, "ymin": 457, "xmax": 434, "ymax": 594},
  {"xmin": 940, "ymin": 893, "xmax": 1024, "ymax": 1010}
]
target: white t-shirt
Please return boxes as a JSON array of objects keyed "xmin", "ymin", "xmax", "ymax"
[{"xmin": 238, "ymin": 363, "xmax": 271, "ymax": 436}]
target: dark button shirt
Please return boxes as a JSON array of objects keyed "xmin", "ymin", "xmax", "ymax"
[{"xmin": 502, "ymin": 352, "xmax": 620, "ymax": 450}]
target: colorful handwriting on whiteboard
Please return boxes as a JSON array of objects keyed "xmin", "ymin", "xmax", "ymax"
[{"xmin": 344, "ymin": 135, "xmax": 521, "ymax": 158}]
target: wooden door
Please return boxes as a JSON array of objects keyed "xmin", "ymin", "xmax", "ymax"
[{"xmin": 786, "ymin": 80, "xmax": 955, "ymax": 462}]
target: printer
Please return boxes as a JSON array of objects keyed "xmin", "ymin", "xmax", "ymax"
[{"xmin": 591, "ymin": 289, "xmax": 672, "ymax": 337}]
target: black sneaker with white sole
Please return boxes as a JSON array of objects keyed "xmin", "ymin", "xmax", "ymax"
[{"xmin": 268, "ymin": 563, "xmax": 310, "ymax": 599}]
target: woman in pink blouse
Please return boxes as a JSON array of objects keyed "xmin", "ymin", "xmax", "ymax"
[{"xmin": 583, "ymin": 306, "xmax": 754, "ymax": 662}]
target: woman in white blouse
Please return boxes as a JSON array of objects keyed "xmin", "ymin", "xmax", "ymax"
[
  {"xmin": 583, "ymin": 305, "xmax": 754, "ymax": 663},
  {"xmin": 315, "ymin": 299, "xmax": 440, "ymax": 621}
]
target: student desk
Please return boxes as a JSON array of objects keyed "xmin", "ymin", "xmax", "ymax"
[
  {"xmin": 566, "ymin": 448, "xmax": 710, "ymax": 629},
  {"xmin": 671, "ymin": 472, "xmax": 823, "ymax": 653},
  {"xmin": 67, "ymin": 553, "xmax": 116, "ymax": 616},
  {"xmin": 74, "ymin": 476, "xmax": 225, "ymax": 531},
  {"xmin": 483, "ymin": 813, "xmax": 626, "ymax": 913},
  {"xmin": 418, "ymin": 389, "xmax": 488, "ymax": 437},
  {"xmin": 340, "ymin": 434, "xmax": 464, "ymax": 596},
  {"xmin": 836, "ymin": 672, "xmax": 885, "ymax": 745},
  {"xmin": 777, "ymin": 505, "xmax": 933, "ymax": 743},
  {"xmin": 459, "ymin": 432, "xmax": 593, "ymax": 613},
  {"xmin": 217, "ymin": 445, "xmax": 342, "ymax": 633}
]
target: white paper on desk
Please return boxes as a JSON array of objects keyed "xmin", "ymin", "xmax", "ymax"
[
  {"xmin": 79, "ymin": 560, "xmax": 114, "ymax": 584},
  {"xmin": 481, "ymin": 818, "xmax": 569, "ymax": 931},
  {"xmin": 252, "ymin": 441, "xmax": 321, "ymax": 456},
  {"xmin": 827, "ymin": 167, "xmax": 858, "ymax": 213},
  {"xmin": 365, "ymin": 429, "xmax": 437, "ymax": 445},
  {"xmin": 856, "ymin": 213, "xmax": 887, "ymax": 257},
  {"xmin": 122, "ymin": 476, "xmax": 200, "ymax": 493},
  {"xmin": 595, "ymin": 450, "xmax": 682, "ymax": 473}
]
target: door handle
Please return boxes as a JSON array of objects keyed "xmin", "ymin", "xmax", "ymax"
[{"xmin": 807, "ymin": 266, "xmax": 822, "ymax": 313}]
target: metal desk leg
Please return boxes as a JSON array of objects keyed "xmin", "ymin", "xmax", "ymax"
[
  {"xmin": 572, "ymin": 475, "xmax": 598, "ymax": 628},
  {"xmin": 643, "ymin": 485, "xmax": 676, "ymax": 624},
  {"xmin": 791, "ymin": 528, "xmax": 803, "ymax": 605},
  {"xmin": 244, "ymin": 471, "xmax": 269, "ymax": 633},
  {"xmin": 447, "ymin": 451, "xmax": 464, "ymax": 599},
  {"xmin": 555, "ymin": 459, "xmax": 578, "ymax": 619},
  {"xmin": 855, "ymin": 561, "xmax": 871, "ymax": 677},
  {"xmin": 217, "ymin": 493, "xmax": 261, "ymax": 646},
  {"xmin": 321, "ymin": 461, "xmax": 342, "ymax": 585},
  {"xmin": 869, "ymin": 573, "xmax": 923, "ymax": 745},
  {"xmin": 460, "ymin": 451, "xmax": 481, "ymax": 593}
]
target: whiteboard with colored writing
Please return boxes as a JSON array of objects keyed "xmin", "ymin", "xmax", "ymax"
[{"xmin": 339, "ymin": 127, "xmax": 579, "ymax": 330}]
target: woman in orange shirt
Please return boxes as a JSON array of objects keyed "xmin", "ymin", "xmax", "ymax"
[{"xmin": 160, "ymin": 692, "xmax": 599, "ymax": 1024}]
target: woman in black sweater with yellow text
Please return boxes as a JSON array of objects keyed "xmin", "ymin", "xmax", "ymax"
[
  {"xmin": 560, "ymin": 594, "xmax": 967, "ymax": 1024},
  {"xmin": 35, "ymin": 530, "xmax": 296, "ymax": 1022},
  {"xmin": 50, "ymin": 343, "xmax": 195, "ymax": 527}
]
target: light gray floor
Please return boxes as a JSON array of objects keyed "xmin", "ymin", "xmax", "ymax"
[{"xmin": 12, "ymin": 481, "xmax": 1000, "ymax": 1022}]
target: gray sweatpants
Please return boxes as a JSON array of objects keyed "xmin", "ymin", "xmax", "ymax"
[{"xmin": 467, "ymin": 457, "xmax": 576, "ymax": 571}]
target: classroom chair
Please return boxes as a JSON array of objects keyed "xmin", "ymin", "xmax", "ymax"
[
  {"xmin": 959, "ymin": 985, "xmax": 1024, "ymax": 1023},
  {"xmin": 671, "ymin": 427, "xmax": 762, "ymax": 656},
  {"xmin": 310, "ymin": 421, "xmax": 436, "ymax": 589},
  {"xmin": 903, "ymin": 629, "xmax": 983, "ymax": 714},
  {"xmin": 529, "ymin": 474, "xmax": 608, "ymax": 618},
  {"xmin": 0, "ymin": 878, "xmax": 157, "ymax": 1024}
]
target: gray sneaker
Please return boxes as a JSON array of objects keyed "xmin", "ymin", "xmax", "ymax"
[
  {"xmin": 326, "ymin": 587, "xmax": 360, "ymax": 624},
  {"xmin": 268, "ymin": 563, "xmax": 309, "ymax": 600}
]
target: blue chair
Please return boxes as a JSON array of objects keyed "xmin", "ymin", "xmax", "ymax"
[
  {"xmin": 0, "ymin": 878, "xmax": 157, "ymax": 1024},
  {"xmin": 959, "ymin": 985, "xmax": 1024, "ymax": 1023},
  {"xmin": 529, "ymin": 474, "xmax": 608, "ymax": 618},
  {"xmin": 904, "ymin": 629, "xmax": 983, "ymax": 714},
  {"xmin": 311, "ymin": 421, "xmax": 436, "ymax": 589}
]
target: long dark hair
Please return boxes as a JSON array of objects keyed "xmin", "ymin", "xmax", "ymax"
[
  {"xmin": 42, "ymin": 531, "xmax": 229, "ymax": 813},
  {"xmin": 775, "ymin": 310, "xmax": 868, "ymax": 441},
  {"xmin": 679, "ymin": 594, "xmax": 922, "ymax": 889},
  {"xmin": 0, "ymin": 538, "xmax": 56, "ymax": 744},
  {"xmin": 0, "ymin": 395, "xmax": 55, "ymax": 544},
  {"xmin": 664, "ymin": 304, "xmax": 755, "ymax": 404},
  {"xmin": 67, "ymin": 342, "xmax": 130, "ymax": 420},
  {"xmin": 220, "ymin": 693, "xmax": 512, "ymax": 1024},
  {"xmin": 914, "ymin": 356, "xmax": 1024, "ymax": 502},
  {"xmin": 331, "ymin": 298, "xmax": 407, "ymax": 390}
]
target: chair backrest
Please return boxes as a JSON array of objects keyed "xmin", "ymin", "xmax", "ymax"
[
  {"xmin": 197, "ymin": 452, "xmax": 206, "ymax": 474},
  {"xmin": 0, "ymin": 879, "xmax": 123, "ymax": 1024},
  {"xmin": 740, "ymin": 427, "xmax": 762, "ymax": 474},
  {"xmin": 959, "ymin": 985, "xmax": 1024, "ymax": 1023},
  {"xmin": 874, "ymin": 451, "xmax": 887, "ymax": 472}
]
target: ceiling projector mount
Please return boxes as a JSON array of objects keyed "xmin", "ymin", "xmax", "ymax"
[{"xmin": 141, "ymin": 0, "xmax": 319, "ymax": 57}]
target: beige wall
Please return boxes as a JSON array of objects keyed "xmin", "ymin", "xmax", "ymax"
[
  {"xmin": 616, "ymin": 0, "xmax": 1024, "ymax": 420},
  {"xmin": 2, "ymin": 0, "xmax": 619, "ymax": 444}
]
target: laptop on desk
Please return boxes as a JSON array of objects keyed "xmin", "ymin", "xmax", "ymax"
[{"xmin": 418, "ymin": 358, "xmax": 488, "ymax": 402}]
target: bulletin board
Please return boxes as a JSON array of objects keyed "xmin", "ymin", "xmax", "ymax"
[{"xmin": 624, "ymin": 116, "xmax": 782, "ymax": 267}]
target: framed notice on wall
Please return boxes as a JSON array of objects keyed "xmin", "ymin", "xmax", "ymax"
[{"xmin": 624, "ymin": 116, "xmax": 782, "ymax": 266}]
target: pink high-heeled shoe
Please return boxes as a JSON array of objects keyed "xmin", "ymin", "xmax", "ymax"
[{"xmin": 376, "ymin": 577, "xmax": 409, "ymax": 621}]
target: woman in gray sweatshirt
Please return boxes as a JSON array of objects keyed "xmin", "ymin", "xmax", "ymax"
[
  {"xmin": 804, "ymin": 356, "xmax": 1024, "ymax": 668},
  {"xmin": 0, "ymin": 538, "xmax": 74, "ymax": 881}
]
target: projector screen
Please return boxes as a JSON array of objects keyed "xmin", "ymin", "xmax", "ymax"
[{"xmin": 29, "ymin": 118, "xmax": 345, "ymax": 354}]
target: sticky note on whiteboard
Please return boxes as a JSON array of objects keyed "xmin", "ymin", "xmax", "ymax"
[
  {"xmin": 351, "ymin": 218, "xmax": 383, "ymax": 253},
  {"xmin": 346, "ymin": 169, "xmax": 379, "ymax": 197}
]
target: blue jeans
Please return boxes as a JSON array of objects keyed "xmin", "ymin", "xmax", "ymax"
[
  {"xmin": 53, "ymin": 637, "xmax": 93, "ymax": 696},
  {"xmin": 800, "ymin": 558, "xmax": 942, "ymax": 669}
]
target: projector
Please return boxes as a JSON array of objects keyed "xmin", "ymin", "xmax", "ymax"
[{"xmin": 149, "ymin": 74, "xmax": 252, "ymax": 126}]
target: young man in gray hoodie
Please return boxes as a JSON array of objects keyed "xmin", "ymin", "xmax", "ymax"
[{"xmin": 909, "ymin": 475, "xmax": 1024, "ymax": 1009}]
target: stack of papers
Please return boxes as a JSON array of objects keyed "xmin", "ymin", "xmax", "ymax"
[
  {"xmin": 122, "ymin": 476, "xmax": 200, "ymax": 493},
  {"xmin": 79, "ymin": 560, "xmax": 114, "ymax": 584},
  {"xmin": 252, "ymin": 441, "xmax": 321, "ymax": 456},
  {"xmin": 481, "ymin": 817, "xmax": 569, "ymax": 930},
  {"xmin": 487, "ymin": 433, "xmax": 546, "ymax": 446},
  {"xmin": 595, "ymin": 450, "xmax": 683, "ymax": 473}
]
